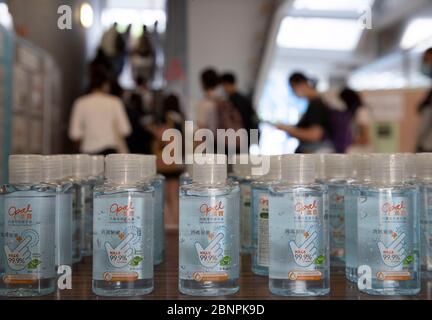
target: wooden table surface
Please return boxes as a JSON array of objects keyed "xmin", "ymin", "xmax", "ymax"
[{"xmin": 6, "ymin": 230, "xmax": 432, "ymax": 300}]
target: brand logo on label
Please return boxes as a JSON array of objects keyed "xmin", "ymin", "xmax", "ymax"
[
  {"xmin": 8, "ymin": 204, "xmax": 32, "ymax": 220},
  {"xmin": 295, "ymin": 201, "xmax": 318, "ymax": 215},
  {"xmin": 200, "ymin": 201, "xmax": 224, "ymax": 216},
  {"xmin": 260, "ymin": 197, "xmax": 268, "ymax": 207},
  {"xmin": 331, "ymin": 194, "xmax": 344, "ymax": 203},
  {"xmin": 110, "ymin": 202, "xmax": 135, "ymax": 217},
  {"xmin": 381, "ymin": 201, "xmax": 407, "ymax": 216}
]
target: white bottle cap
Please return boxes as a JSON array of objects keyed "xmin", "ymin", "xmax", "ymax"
[
  {"xmin": 90, "ymin": 155, "xmax": 105, "ymax": 177},
  {"xmin": 416, "ymin": 153, "xmax": 432, "ymax": 181},
  {"xmin": 193, "ymin": 154, "xmax": 227, "ymax": 184},
  {"xmin": 351, "ymin": 154, "xmax": 371, "ymax": 182},
  {"xmin": 231, "ymin": 154, "xmax": 264, "ymax": 179},
  {"xmin": 324, "ymin": 154, "xmax": 352, "ymax": 180},
  {"xmin": 400, "ymin": 153, "xmax": 416, "ymax": 181},
  {"xmin": 106, "ymin": 154, "xmax": 144, "ymax": 184},
  {"xmin": 9, "ymin": 155, "xmax": 43, "ymax": 184},
  {"xmin": 42, "ymin": 155, "xmax": 63, "ymax": 182},
  {"xmin": 370, "ymin": 153, "xmax": 405, "ymax": 184},
  {"xmin": 281, "ymin": 154, "xmax": 316, "ymax": 184},
  {"xmin": 314, "ymin": 154, "xmax": 327, "ymax": 180},
  {"xmin": 141, "ymin": 154, "xmax": 157, "ymax": 179},
  {"xmin": 59, "ymin": 155, "xmax": 73, "ymax": 179},
  {"xmin": 70, "ymin": 154, "xmax": 91, "ymax": 179},
  {"xmin": 264, "ymin": 155, "xmax": 283, "ymax": 180}
]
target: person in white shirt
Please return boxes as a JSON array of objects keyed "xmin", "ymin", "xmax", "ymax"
[
  {"xmin": 193, "ymin": 68, "xmax": 219, "ymax": 134},
  {"xmin": 68, "ymin": 73, "xmax": 132, "ymax": 155}
]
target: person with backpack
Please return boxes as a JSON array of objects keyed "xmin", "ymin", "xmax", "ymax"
[
  {"xmin": 339, "ymin": 87, "xmax": 373, "ymax": 153},
  {"xmin": 275, "ymin": 72, "xmax": 334, "ymax": 153}
]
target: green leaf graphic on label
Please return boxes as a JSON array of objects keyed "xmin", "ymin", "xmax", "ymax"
[
  {"xmin": 27, "ymin": 259, "xmax": 42, "ymax": 270},
  {"xmin": 129, "ymin": 256, "xmax": 143, "ymax": 267},
  {"xmin": 220, "ymin": 255, "xmax": 231, "ymax": 266},
  {"xmin": 260, "ymin": 211, "xmax": 268, "ymax": 219},
  {"xmin": 403, "ymin": 255, "xmax": 413, "ymax": 266},
  {"xmin": 314, "ymin": 255, "xmax": 325, "ymax": 266}
]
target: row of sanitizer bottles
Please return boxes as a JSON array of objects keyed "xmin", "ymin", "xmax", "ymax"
[{"xmin": 0, "ymin": 153, "xmax": 165, "ymax": 297}]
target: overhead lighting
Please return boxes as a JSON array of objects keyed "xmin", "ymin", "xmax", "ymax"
[
  {"xmin": 292, "ymin": 0, "xmax": 374, "ymax": 12},
  {"xmin": 400, "ymin": 18, "xmax": 432, "ymax": 50},
  {"xmin": 80, "ymin": 2, "xmax": 94, "ymax": 28},
  {"xmin": 277, "ymin": 17, "xmax": 363, "ymax": 51}
]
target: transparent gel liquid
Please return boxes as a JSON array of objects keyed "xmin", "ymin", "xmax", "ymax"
[
  {"xmin": 269, "ymin": 184, "xmax": 330, "ymax": 296},
  {"xmin": 92, "ymin": 184, "xmax": 154, "ymax": 296},
  {"xmin": 419, "ymin": 183, "xmax": 432, "ymax": 278},
  {"xmin": 345, "ymin": 182, "xmax": 360, "ymax": 283},
  {"xmin": 326, "ymin": 181, "xmax": 347, "ymax": 267},
  {"xmin": 357, "ymin": 185, "xmax": 420, "ymax": 295},
  {"xmin": 55, "ymin": 182, "xmax": 74, "ymax": 268},
  {"xmin": 251, "ymin": 183, "xmax": 270, "ymax": 276},
  {"xmin": 82, "ymin": 180, "xmax": 94, "ymax": 257},
  {"xmin": 239, "ymin": 179, "xmax": 253, "ymax": 254},
  {"xmin": 152, "ymin": 174, "xmax": 165, "ymax": 265},
  {"xmin": 179, "ymin": 182, "xmax": 240, "ymax": 296},
  {"xmin": 0, "ymin": 184, "xmax": 57, "ymax": 297}
]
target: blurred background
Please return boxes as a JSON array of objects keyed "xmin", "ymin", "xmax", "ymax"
[{"xmin": 0, "ymin": 0, "xmax": 432, "ymax": 193}]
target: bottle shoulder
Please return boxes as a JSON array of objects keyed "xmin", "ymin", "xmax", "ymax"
[
  {"xmin": 270, "ymin": 182, "xmax": 327, "ymax": 194},
  {"xmin": 4, "ymin": 183, "xmax": 57, "ymax": 196},
  {"xmin": 180, "ymin": 181, "xmax": 240, "ymax": 197},
  {"xmin": 94, "ymin": 182, "xmax": 155, "ymax": 195}
]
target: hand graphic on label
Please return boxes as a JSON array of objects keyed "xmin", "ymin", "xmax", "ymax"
[
  {"xmin": 378, "ymin": 232, "xmax": 406, "ymax": 267},
  {"xmin": 289, "ymin": 232, "xmax": 318, "ymax": 267},
  {"xmin": 195, "ymin": 233, "xmax": 224, "ymax": 268},
  {"xmin": 105, "ymin": 233, "xmax": 135, "ymax": 268},
  {"xmin": 4, "ymin": 236, "xmax": 34, "ymax": 271}
]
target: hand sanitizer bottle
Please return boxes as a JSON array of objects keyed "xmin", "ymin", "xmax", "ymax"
[
  {"xmin": 83, "ymin": 156, "xmax": 105, "ymax": 257},
  {"xmin": 251, "ymin": 155, "xmax": 282, "ymax": 276},
  {"xmin": 42, "ymin": 156, "xmax": 74, "ymax": 270},
  {"xmin": 416, "ymin": 153, "xmax": 432, "ymax": 278},
  {"xmin": 93, "ymin": 154, "xmax": 154, "ymax": 296},
  {"xmin": 70, "ymin": 154, "xmax": 91, "ymax": 263},
  {"xmin": 141, "ymin": 155, "xmax": 165, "ymax": 265},
  {"xmin": 345, "ymin": 154, "xmax": 371, "ymax": 283},
  {"xmin": 232, "ymin": 154, "xmax": 260, "ymax": 254},
  {"xmin": 0, "ymin": 155, "xmax": 56, "ymax": 297},
  {"xmin": 323, "ymin": 154, "xmax": 352, "ymax": 266},
  {"xmin": 179, "ymin": 154, "xmax": 240, "ymax": 296},
  {"xmin": 357, "ymin": 154, "xmax": 420, "ymax": 295},
  {"xmin": 269, "ymin": 154, "xmax": 329, "ymax": 296}
]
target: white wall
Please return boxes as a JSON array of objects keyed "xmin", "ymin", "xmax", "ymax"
[{"xmin": 187, "ymin": 0, "xmax": 269, "ymax": 109}]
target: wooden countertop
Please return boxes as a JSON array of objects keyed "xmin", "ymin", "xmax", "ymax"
[{"xmin": 7, "ymin": 230, "xmax": 432, "ymax": 300}]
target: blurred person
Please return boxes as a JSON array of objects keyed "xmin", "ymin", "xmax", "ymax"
[
  {"xmin": 339, "ymin": 87, "xmax": 373, "ymax": 153},
  {"xmin": 113, "ymin": 24, "xmax": 132, "ymax": 77},
  {"xmin": 131, "ymin": 25, "xmax": 156, "ymax": 84},
  {"xmin": 417, "ymin": 47, "xmax": 432, "ymax": 152},
  {"xmin": 275, "ymin": 72, "xmax": 333, "ymax": 153},
  {"xmin": 135, "ymin": 76, "xmax": 154, "ymax": 112},
  {"xmin": 220, "ymin": 72, "xmax": 260, "ymax": 147},
  {"xmin": 100, "ymin": 23, "xmax": 120, "ymax": 76},
  {"xmin": 68, "ymin": 72, "xmax": 132, "ymax": 155}
]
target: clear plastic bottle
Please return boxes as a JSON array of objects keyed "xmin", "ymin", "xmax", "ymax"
[
  {"xmin": 232, "ymin": 154, "xmax": 261, "ymax": 254},
  {"xmin": 345, "ymin": 154, "xmax": 371, "ymax": 283},
  {"xmin": 251, "ymin": 155, "xmax": 282, "ymax": 276},
  {"xmin": 83, "ymin": 155, "xmax": 105, "ymax": 257},
  {"xmin": 357, "ymin": 154, "xmax": 420, "ymax": 295},
  {"xmin": 179, "ymin": 164, "xmax": 193, "ymax": 186},
  {"xmin": 314, "ymin": 153, "xmax": 327, "ymax": 184},
  {"xmin": 179, "ymin": 154, "xmax": 240, "ymax": 296},
  {"xmin": 141, "ymin": 155, "xmax": 165, "ymax": 265},
  {"xmin": 70, "ymin": 154, "xmax": 91, "ymax": 263},
  {"xmin": 42, "ymin": 156, "xmax": 74, "ymax": 270},
  {"xmin": 92, "ymin": 154, "xmax": 154, "ymax": 296},
  {"xmin": 0, "ymin": 184, "xmax": 5, "ymax": 282},
  {"xmin": 0, "ymin": 155, "xmax": 56, "ymax": 297},
  {"xmin": 323, "ymin": 154, "xmax": 352, "ymax": 267},
  {"xmin": 416, "ymin": 153, "xmax": 432, "ymax": 278},
  {"xmin": 269, "ymin": 154, "xmax": 329, "ymax": 296}
]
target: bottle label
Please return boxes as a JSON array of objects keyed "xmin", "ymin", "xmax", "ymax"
[
  {"xmin": 179, "ymin": 195, "xmax": 239, "ymax": 282},
  {"xmin": 3, "ymin": 192, "xmax": 56, "ymax": 283},
  {"xmin": 270, "ymin": 193, "xmax": 326, "ymax": 281},
  {"xmin": 55, "ymin": 191, "xmax": 73, "ymax": 266},
  {"xmin": 257, "ymin": 193, "xmax": 269, "ymax": 267},
  {"xmin": 240, "ymin": 184, "xmax": 252, "ymax": 250},
  {"xmin": 93, "ymin": 195, "xmax": 153, "ymax": 281},
  {"xmin": 358, "ymin": 194, "xmax": 415, "ymax": 282},
  {"xmin": 328, "ymin": 185, "xmax": 345, "ymax": 258}
]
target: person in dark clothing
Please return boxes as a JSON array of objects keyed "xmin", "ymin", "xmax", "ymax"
[
  {"xmin": 220, "ymin": 73, "xmax": 260, "ymax": 146},
  {"xmin": 417, "ymin": 47, "xmax": 432, "ymax": 152},
  {"xmin": 275, "ymin": 72, "xmax": 333, "ymax": 153}
]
